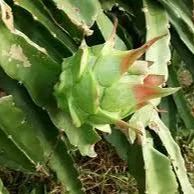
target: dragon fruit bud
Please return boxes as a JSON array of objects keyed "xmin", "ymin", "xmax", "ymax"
[{"xmin": 54, "ymin": 35, "xmax": 179, "ymax": 131}]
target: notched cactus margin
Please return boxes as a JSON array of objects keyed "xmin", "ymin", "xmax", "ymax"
[
  {"xmin": 0, "ymin": 5, "xmax": 59, "ymax": 107},
  {"xmin": 0, "ymin": 93, "xmax": 84, "ymax": 194},
  {"xmin": 149, "ymin": 111, "xmax": 194, "ymax": 194},
  {"xmin": 140, "ymin": 124, "xmax": 178, "ymax": 194},
  {"xmin": 0, "ymin": 95, "xmax": 45, "ymax": 164},
  {"xmin": 48, "ymin": 0, "xmax": 101, "ymax": 36},
  {"xmin": 0, "ymin": 123, "xmax": 35, "ymax": 172},
  {"xmin": 0, "ymin": 0, "xmax": 48, "ymax": 54},
  {"xmin": 128, "ymin": 105, "xmax": 194, "ymax": 194},
  {"xmin": 13, "ymin": 0, "xmax": 77, "ymax": 53},
  {"xmin": 143, "ymin": 0, "xmax": 171, "ymax": 109},
  {"xmin": 158, "ymin": 0, "xmax": 194, "ymax": 55},
  {"xmin": 54, "ymin": 22, "xmax": 179, "ymax": 140},
  {"xmin": 144, "ymin": 0, "xmax": 170, "ymax": 80},
  {"xmin": 0, "ymin": 0, "xmax": 100, "ymax": 157}
]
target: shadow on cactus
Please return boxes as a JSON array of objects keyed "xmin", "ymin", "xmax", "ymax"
[{"xmin": 54, "ymin": 22, "xmax": 179, "ymax": 137}]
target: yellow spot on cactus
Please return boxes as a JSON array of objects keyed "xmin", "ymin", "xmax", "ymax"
[{"xmin": 7, "ymin": 44, "xmax": 31, "ymax": 67}]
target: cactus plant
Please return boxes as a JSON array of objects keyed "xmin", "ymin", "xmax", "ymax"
[{"xmin": 0, "ymin": 0, "xmax": 194, "ymax": 193}]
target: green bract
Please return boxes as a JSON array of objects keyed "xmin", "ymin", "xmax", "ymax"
[{"xmin": 54, "ymin": 36, "xmax": 179, "ymax": 131}]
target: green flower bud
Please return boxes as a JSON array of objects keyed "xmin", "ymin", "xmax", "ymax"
[{"xmin": 54, "ymin": 36, "xmax": 179, "ymax": 132}]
